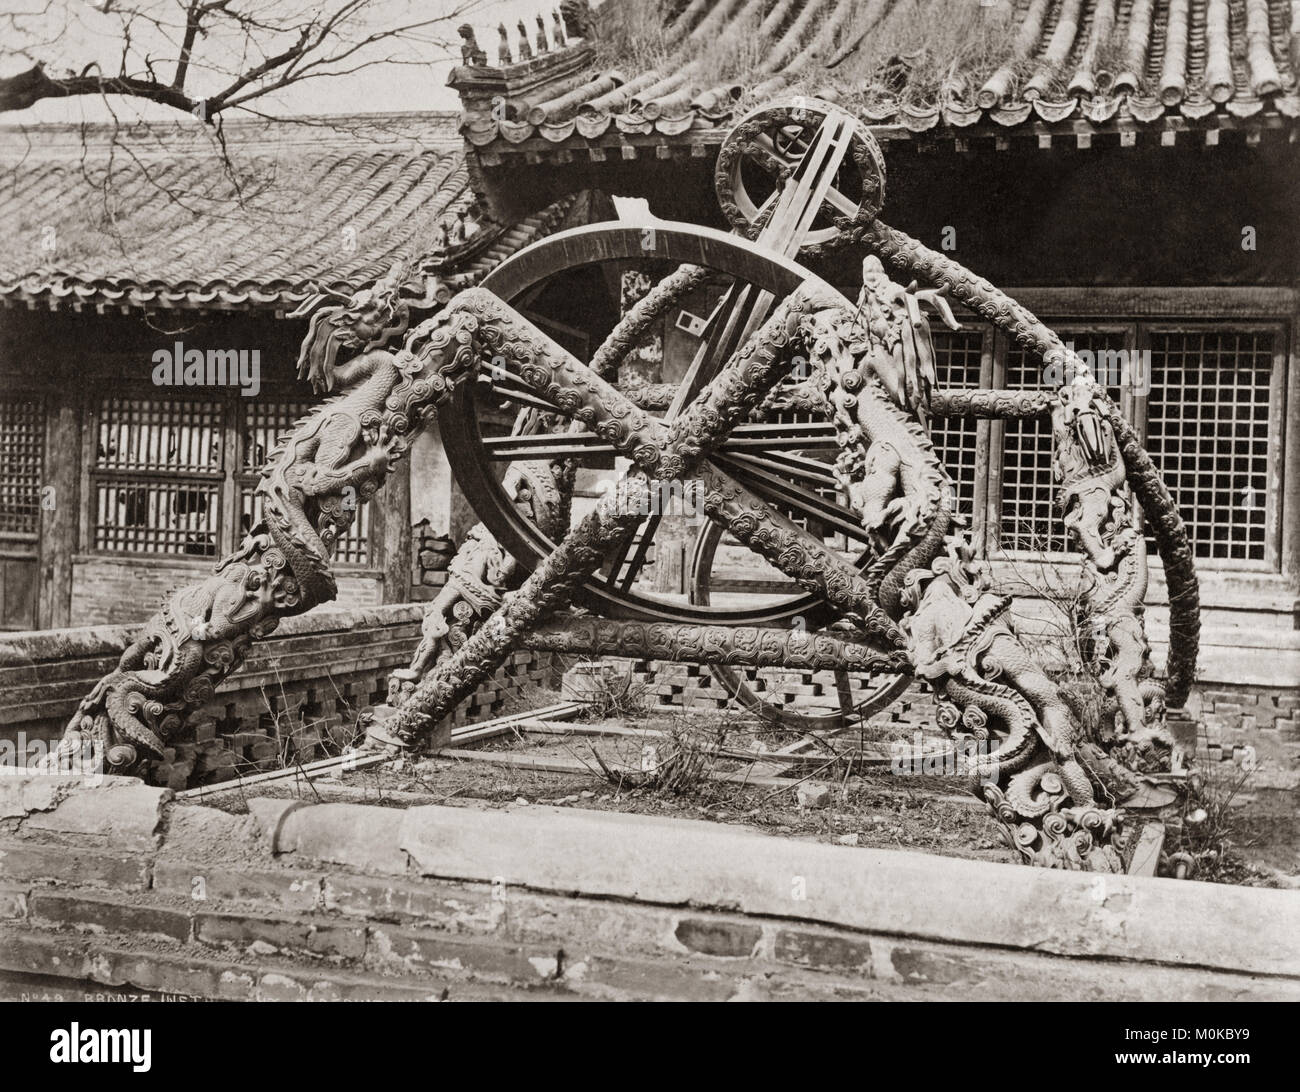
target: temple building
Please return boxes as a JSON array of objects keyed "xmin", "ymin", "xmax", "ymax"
[
  {"xmin": 0, "ymin": 112, "xmax": 601, "ymax": 631},
  {"xmin": 443, "ymin": 0, "xmax": 1300, "ymax": 768},
  {"xmin": 0, "ymin": 113, "xmax": 601, "ymax": 749}
]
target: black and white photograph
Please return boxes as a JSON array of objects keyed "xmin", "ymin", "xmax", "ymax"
[{"xmin": 0, "ymin": 0, "xmax": 1295, "ymax": 1037}]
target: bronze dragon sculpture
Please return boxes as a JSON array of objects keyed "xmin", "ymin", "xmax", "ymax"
[{"xmin": 52, "ymin": 118, "xmax": 1197, "ymax": 874}]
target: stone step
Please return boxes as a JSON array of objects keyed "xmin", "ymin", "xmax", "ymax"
[{"xmin": 3, "ymin": 776, "xmax": 1298, "ymax": 1001}]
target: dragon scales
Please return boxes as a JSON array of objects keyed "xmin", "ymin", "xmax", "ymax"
[
  {"xmin": 47, "ymin": 280, "xmax": 631, "ymax": 773},
  {"xmin": 384, "ymin": 264, "xmax": 711, "ymax": 707}
]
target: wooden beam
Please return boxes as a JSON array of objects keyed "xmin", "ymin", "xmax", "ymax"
[
  {"xmin": 1004, "ymin": 285, "xmax": 1296, "ymax": 319},
  {"xmin": 1127, "ymin": 822, "xmax": 1165, "ymax": 876},
  {"xmin": 429, "ymin": 746, "xmax": 799, "ymax": 789},
  {"xmin": 177, "ymin": 701, "xmax": 584, "ymax": 799},
  {"xmin": 1282, "ymin": 292, "xmax": 1300, "ymax": 582}
]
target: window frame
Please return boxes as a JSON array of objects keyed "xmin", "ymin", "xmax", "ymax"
[
  {"xmin": 987, "ymin": 321, "xmax": 1135, "ymax": 562},
  {"xmin": 0, "ymin": 389, "xmax": 46, "ymax": 550},
  {"xmin": 84, "ymin": 389, "xmax": 228, "ymax": 560},
  {"xmin": 1136, "ymin": 320, "xmax": 1288, "ymax": 574},
  {"xmin": 231, "ymin": 397, "xmax": 377, "ymax": 568},
  {"xmin": 81, "ymin": 385, "xmax": 382, "ymax": 570},
  {"xmin": 931, "ymin": 317, "xmax": 1289, "ymax": 575}
]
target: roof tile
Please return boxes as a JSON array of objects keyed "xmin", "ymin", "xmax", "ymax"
[
  {"xmin": 0, "ymin": 114, "xmax": 574, "ymax": 310},
  {"xmin": 453, "ymin": 0, "xmax": 1300, "ymax": 154}
]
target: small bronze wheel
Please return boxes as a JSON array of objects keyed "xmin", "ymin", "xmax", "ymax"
[{"xmin": 714, "ymin": 98, "xmax": 886, "ymax": 259}]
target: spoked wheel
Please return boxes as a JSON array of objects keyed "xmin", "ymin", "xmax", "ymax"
[
  {"xmin": 686, "ymin": 376, "xmax": 911, "ymax": 733},
  {"xmin": 689, "ymin": 516, "xmax": 911, "ymax": 732},
  {"xmin": 439, "ymin": 223, "xmax": 872, "ymax": 630},
  {"xmin": 714, "ymin": 99, "xmax": 886, "ymax": 257}
]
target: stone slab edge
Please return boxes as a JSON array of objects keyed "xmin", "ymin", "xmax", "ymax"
[
  {"xmin": 386, "ymin": 802, "xmax": 1300, "ymax": 979},
  {"xmin": 0, "ymin": 775, "xmax": 169, "ymax": 850},
  {"xmin": 5, "ymin": 773, "xmax": 1297, "ymax": 983}
]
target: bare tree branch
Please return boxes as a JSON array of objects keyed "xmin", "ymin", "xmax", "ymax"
[{"xmin": 0, "ymin": 0, "xmax": 485, "ymax": 121}]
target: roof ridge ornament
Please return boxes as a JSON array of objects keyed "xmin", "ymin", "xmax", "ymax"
[{"xmin": 458, "ymin": 24, "xmax": 487, "ymax": 67}]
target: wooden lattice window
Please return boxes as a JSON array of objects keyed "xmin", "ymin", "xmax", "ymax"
[
  {"xmin": 0, "ymin": 395, "xmax": 44, "ymax": 537},
  {"xmin": 995, "ymin": 327, "xmax": 1128, "ymax": 554},
  {"xmin": 930, "ymin": 328, "xmax": 987, "ymax": 523},
  {"xmin": 236, "ymin": 400, "xmax": 373, "ymax": 567},
  {"xmin": 87, "ymin": 393, "xmax": 376, "ymax": 566},
  {"xmin": 1143, "ymin": 326, "xmax": 1284, "ymax": 567},
  {"xmin": 90, "ymin": 395, "xmax": 224, "ymax": 556}
]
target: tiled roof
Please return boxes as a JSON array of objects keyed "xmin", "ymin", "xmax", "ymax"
[
  {"xmin": 456, "ymin": 0, "xmax": 1300, "ymax": 150},
  {"xmin": 0, "ymin": 112, "xmax": 579, "ymax": 310}
]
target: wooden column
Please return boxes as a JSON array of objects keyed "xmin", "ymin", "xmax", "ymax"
[
  {"xmin": 39, "ymin": 383, "xmax": 80, "ymax": 629},
  {"xmin": 1283, "ymin": 297, "xmax": 1300, "ymax": 615},
  {"xmin": 380, "ymin": 458, "xmax": 412, "ymax": 604}
]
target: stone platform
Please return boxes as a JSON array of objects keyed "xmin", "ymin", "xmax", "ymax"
[{"xmin": 0, "ymin": 774, "xmax": 1296, "ymax": 1001}]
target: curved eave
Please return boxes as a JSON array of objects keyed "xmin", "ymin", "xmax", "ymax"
[{"xmin": 0, "ymin": 194, "xmax": 582, "ymax": 313}]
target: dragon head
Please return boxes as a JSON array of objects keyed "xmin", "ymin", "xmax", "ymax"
[{"xmin": 292, "ymin": 262, "xmax": 447, "ymax": 394}]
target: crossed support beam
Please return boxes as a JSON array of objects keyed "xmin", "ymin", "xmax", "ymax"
[{"xmin": 370, "ymin": 279, "xmax": 901, "ymax": 748}]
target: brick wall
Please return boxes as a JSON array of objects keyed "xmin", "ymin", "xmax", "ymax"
[
  {"xmin": 590, "ymin": 659, "xmax": 942, "ymax": 734},
  {"xmin": 1, "ymin": 781, "xmax": 1294, "ymax": 1000},
  {"xmin": 411, "ymin": 521, "xmax": 455, "ymax": 591},
  {"xmin": 1182, "ymin": 683, "xmax": 1300, "ymax": 789},
  {"xmin": 69, "ymin": 556, "xmax": 383, "ymax": 626},
  {"xmin": 599, "ymin": 660, "xmax": 1300, "ymax": 789},
  {"xmin": 0, "ymin": 605, "xmax": 554, "ymax": 790}
]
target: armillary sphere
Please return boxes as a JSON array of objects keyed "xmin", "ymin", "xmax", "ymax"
[{"xmin": 439, "ymin": 222, "xmax": 911, "ymax": 730}]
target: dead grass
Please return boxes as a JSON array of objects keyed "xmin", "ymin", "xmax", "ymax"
[
  {"xmin": 1162, "ymin": 748, "xmax": 1270, "ymax": 885},
  {"xmin": 596, "ymin": 0, "xmax": 1026, "ymax": 106},
  {"xmin": 840, "ymin": 0, "xmax": 1024, "ymax": 104},
  {"xmin": 581, "ymin": 663, "xmax": 648, "ymax": 720},
  {"xmin": 595, "ymin": 0, "xmax": 1157, "ymax": 108},
  {"xmin": 592, "ymin": 719, "xmax": 717, "ymax": 793}
]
